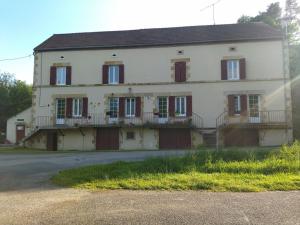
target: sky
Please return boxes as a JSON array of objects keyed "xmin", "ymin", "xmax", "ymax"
[{"xmin": 0, "ymin": 0, "xmax": 294, "ymax": 84}]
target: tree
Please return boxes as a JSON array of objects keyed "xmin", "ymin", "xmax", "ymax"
[
  {"xmin": 237, "ymin": 2, "xmax": 282, "ymax": 29},
  {"xmin": 0, "ymin": 72, "xmax": 32, "ymax": 143},
  {"xmin": 285, "ymin": 0, "xmax": 300, "ymax": 43}
]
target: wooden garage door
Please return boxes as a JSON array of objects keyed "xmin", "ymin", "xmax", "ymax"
[
  {"xmin": 47, "ymin": 132, "xmax": 58, "ymax": 151},
  {"xmin": 96, "ymin": 128, "xmax": 119, "ymax": 150},
  {"xmin": 159, "ymin": 128, "xmax": 191, "ymax": 149},
  {"xmin": 224, "ymin": 128, "xmax": 259, "ymax": 147},
  {"xmin": 16, "ymin": 125, "xmax": 25, "ymax": 143}
]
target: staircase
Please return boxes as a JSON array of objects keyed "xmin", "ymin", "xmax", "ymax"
[{"xmin": 202, "ymin": 130, "xmax": 217, "ymax": 147}]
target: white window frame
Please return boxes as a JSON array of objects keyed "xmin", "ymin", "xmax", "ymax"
[
  {"xmin": 56, "ymin": 67, "xmax": 66, "ymax": 85},
  {"xmin": 175, "ymin": 96, "xmax": 186, "ymax": 117},
  {"xmin": 157, "ymin": 97, "xmax": 168, "ymax": 118},
  {"xmin": 227, "ymin": 60, "xmax": 240, "ymax": 80},
  {"xmin": 233, "ymin": 95, "xmax": 241, "ymax": 115},
  {"xmin": 72, "ymin": 98, "xmax": 82, "ymax": 117},
  {"xmin": 109, "ymin": 97, "xmax": 119, "ymax": 118},
  {"xmin": 125, "ymin": 98, "xmax": 136, "ymax": 117},
  {"xmin": 108, "ymin": 65, "xmax": 119, "ymax": 84}
]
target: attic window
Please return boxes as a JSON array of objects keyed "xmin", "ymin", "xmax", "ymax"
[
  {"xmin": 177, "ymin": 50, "xmax": 184, "ymax": 55},
  {"xmin": 229, "ymin": 47, "xmax": 236, "ymax": 52}
]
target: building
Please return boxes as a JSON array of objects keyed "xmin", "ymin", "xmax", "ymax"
[{"xmin": 6, "ymin": 22, "xmax": 293, "ymax": 150}]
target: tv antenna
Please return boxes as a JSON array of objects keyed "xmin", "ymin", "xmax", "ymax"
[{"xmin": 200, "ymin": 0, "xmax": 222, "ymax": 25}]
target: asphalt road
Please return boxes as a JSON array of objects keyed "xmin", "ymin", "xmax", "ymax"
[{"xmin": 0, "ymin": 150, "xmax": 299, "ymax": 225}]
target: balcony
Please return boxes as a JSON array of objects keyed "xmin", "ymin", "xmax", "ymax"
[
  {"xmin": 32, "ymin": 112, "xmax": 204, "ymax": 131},
  {"xmin": 216, "ymin": 110, "xmax": 289, "ymax": 129}
]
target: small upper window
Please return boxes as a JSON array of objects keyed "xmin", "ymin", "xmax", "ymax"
[
  {"xmin": 227, "ymin": 60, "xmax": 240, "ymax": 80},
  {"xmin": 108, "ymin": 65, "xmax": 119, "ymax": 84},
  {"xmin": 72, "ymin": 98, "xmax": 83, "ymax": 117},
  {"xmin": 56, "ymin": 67, "xmax": 66, "ymax": 85},
  {"xmin": 233, "ymin": 95, "xmax": 241, "ymax": 114},
  {"xmin": 175, "ymin": 96, "xmax": 186, "ymax": 117}
]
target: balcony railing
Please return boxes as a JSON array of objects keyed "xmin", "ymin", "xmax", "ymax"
[
  {"xmin": 32, "ymin": 112, "xmax": 204, "ymax": 130},
  {"xmin": 216, "ymin": 110, "xmax": 288, "ymax": 128}
]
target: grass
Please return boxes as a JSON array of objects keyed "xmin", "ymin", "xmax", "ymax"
[{"xmin": 52, "ymin": 142, "xmax": 300, "ymax": 192}]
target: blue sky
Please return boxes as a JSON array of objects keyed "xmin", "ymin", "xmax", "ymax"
[{"xmin": 0, "ymin": 0, "xmax": 290, "ymax": 84}]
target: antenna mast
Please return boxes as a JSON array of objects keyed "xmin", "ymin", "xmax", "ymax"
[{"xmin": 200, "ymin": 0, "xmax": 222, "ymax": 25}]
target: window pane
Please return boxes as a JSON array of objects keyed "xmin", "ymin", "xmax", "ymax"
[
  {"xmin": 109, "ymin": 98, "xmax": 119, "ymax": 118},
  {"xmin": 108, "ymin": 65, "xmax": 119, "ymax": 84},
  {"xmin": 56, "ymin": 67, "xmax": 66, "ymax": 85},
  {"xmin": 158, "ymin": 97, "xmax": 168, "ymax": 118}
]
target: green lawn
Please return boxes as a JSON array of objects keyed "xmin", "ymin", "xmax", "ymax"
[{"xmin": 52, "ymin": 142, "xmax": 300, "ymax": 192}]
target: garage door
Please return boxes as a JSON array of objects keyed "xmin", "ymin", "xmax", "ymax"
[
  {"xmin": 96, "ymin": 128, "xmax": 119, "ymax": 150},
  {"xmin": 159, "ymin": 128, "xmax": 191, "ymax": 149},
  {"xmin": 224, "ymin": 128, "xmax": 259, "ymax": 146}
]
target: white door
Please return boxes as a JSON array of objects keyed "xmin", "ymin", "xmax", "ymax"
[
  {"xmin": 248, "ymin": 95, "xmax": 260, "ymax": 123},
  {"xmin": 56, "ymin": 99, "xmax": 66, "ymax": 125},
  {"xmin": 157, "ymin": 97, "xmax": 168, "ymax": 124}
]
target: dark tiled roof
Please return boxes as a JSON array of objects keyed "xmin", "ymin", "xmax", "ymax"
[{"xmin": 34, "ymin": 23, "xmax": 282, "ymax": 52}]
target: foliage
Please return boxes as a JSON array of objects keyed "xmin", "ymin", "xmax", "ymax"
[
  {"xmin": 0, "ymin": 72, "xmax": 32, "ymax": 142},
  {"xmin": 52, "ymin": 143, "xmax": 300, "ymax": 192},
  {"xmin": 290, "ymin": 44, "xmax": 300, "ymax": 78}
]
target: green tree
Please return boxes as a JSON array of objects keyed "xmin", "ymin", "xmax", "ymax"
[
  {"xmin": 285, "ymin": 0, "xmax": 300, "ymax": 43},
  {"xmin": 0, "ymin": 72, "xmax": 32, "ymax": 143}
]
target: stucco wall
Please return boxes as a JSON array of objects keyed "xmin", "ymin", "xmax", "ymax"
[
  {"xmin": 24, "ymin": 131, "xmax": 46, "ymax": 149},
  {"xmin": 6, "ymin": 108, "xmax": 32, "ymax": 143},
  {"xmin": 259, "ymin": 129, "xmax": 293, "ymax": 146}
]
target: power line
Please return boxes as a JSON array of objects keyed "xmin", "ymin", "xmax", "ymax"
[{"xmin": 0, "ymin": 54, "xmax": 32, "ymax": 62}]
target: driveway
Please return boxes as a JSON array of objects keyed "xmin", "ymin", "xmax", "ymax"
[{"xmin": 0, "ymin": 150, "xmax": 299, "ymax": 225}]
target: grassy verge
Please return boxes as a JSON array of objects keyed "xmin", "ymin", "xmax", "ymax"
[{"xmin": 52, "ymin": 142, "xmax": 300, "ymax": 192}]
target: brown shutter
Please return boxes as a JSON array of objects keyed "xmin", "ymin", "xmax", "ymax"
[
  {"xmin": 228, "ymin": 95, "xmax": 235, "ymax": 116},
  {"xmin": 186, "ymin": 96, "xmax": 192, "ymax": 117},
  {"xmin": 221, "ymin": 60, "xmax": 228, "ymax": 80},
  {"xmin": 50, "ymin": 66, "xmax": 56, "ymax": 85},
  {"xmin": 135, "ymin": 97, "xmax": 141, "ymax": 117},
  {"xmin": 82, "ymin": 97, "xmax": 88, "ymax": 117},
  {"xmin": 119, "ymin": 97, "xmax": 125, "ymax": 117},
  {"xmin": 175, "ymin": 62, "xmax": 186, "ymax": 82},
  {"xmin": 168, "ymin": 96, "xmax": 175, "ymax": 117},
  {"xmin": 239, "ymin": 58, "xmax": 246, "ymax": 80},
  {"xmin": 66, "ymin": 66, "xmax": 71, "ymax": 85},
  {"xmin": 66, "ymin": 98, "xmax": 73, "ymax": 118},
  {"xmin": 102, "ymin": 65, "xmax": 109, "ymax": 84},
  {"xmin": 119, "ymin": 64, "xmax": 124, "ymax": 83},
  {"xmin": 240, "ymin": 95, "xmax": 248, "ymax": 116}
]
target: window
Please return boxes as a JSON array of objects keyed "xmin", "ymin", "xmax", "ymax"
[
  {"xmin": 227, "ymin": 60, "xmax": 239, "ymax": 80},
  {"xmin": 126, "ymin": 131, "xmax": 135, "ymax": 140},
  {"xmin": 233, "ymin": 95, "xmax": 241, "ymax": 114},
  {"xmin": 56, "ymin": 67, "xmax": 66, "ymax": 85},
  {"xmin": 109, "ymin": 98, "xmax": 119, "ymax": 118},
  {"xmin": 175, "ymin": 97, "xmax": 186, "ymax": 117},
  {"xmin": 108, "ymin": 65, "xmax": 119, "ymax": 84},
  {"xmin": 158, "ymin": 97, "xmax": 168, "ymax": 118},
  {"xmin": 249, "ymin": 95, "xmax": 260, "ymax": 118},
  {"xmin": 72, "ymin": 98, "xmax": 83, "ymax": 117},
  {"xmin": 125, "ymin": 98, "xmax": 136, "ymax": 117}
]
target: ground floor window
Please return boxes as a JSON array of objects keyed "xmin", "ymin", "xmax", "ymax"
[
  {"xmin": 175, "ymin": 96, "xmax": 186, "ymax": 116},
  {"xmin": 126, "ymin": 98, "xmax": 136, "ymax": 117}
]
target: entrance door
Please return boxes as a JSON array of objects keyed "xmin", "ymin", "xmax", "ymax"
[
  {"xmin": 47, "ymin": 132, "xmax": 58, "ymax": 151},
  {"xmin": 96, "ymin": 128, "xmax": 119, "ymax": 150},
  {"xmin": 157, "ymin": 97, "xmax": 168, "ymax": 124},
  {"xmin": 56, "ymin": 99, "xmax": 66, "ymax": 125},
  {"xmin": 16, "ymin": 125, "xmax": 25, "ymax": 143},
  {"xmin": 159, "ymin": 128, "xmax": 191, "ymax": 149},
  {"xmin": 248, "ymin": 95, "xmax": 260, "ymax": 123}
]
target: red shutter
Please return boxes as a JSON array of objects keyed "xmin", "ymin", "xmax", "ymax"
[
  {"xmin": 102, "ymin": 65, "xmax": 109, "ymax": 84},
  {"xmin": 50, "ymin": 66, "xmax": 56, "ymax": 85},
  {"xmin": 240, "ymin": 95, "xmax": 248, "ymax": 116},
  {"xmin": 119, "ymin": 64, "xmax": 124, "ymax": 83},
  {"xmin": 82, "ymin": 97, "xmax": 88, "ymax": 117},
  {"xmin": 228, "ymin": 95, "xmax": 235, "ymax": 116},
  {"xmin": 119, "ymin": 97, "xmax": 125, "ymax": 117},
  {"xmin": 66, "ymin": 98, "xmax": 73, "ymax": 118},
  {"xmin": 135, "ymin": 97, "xmax": 141, "ymax": 117},
  {"xmin": 186, "ymin": 96, "xmax": 192, "ymax": 117},
  {"xmin": 239, "ymin": 58, "xmax": 246, "ymax": 80},
  {"xmin": 66, "ymin": 66, "xmax": 71, "ymax": 85},
  {"xmin": 168, "ymin": 96, "xmax": 175, "ymax": 117},
  {"xmin": 221, "ymin": 60, "xmax": 228, "ymax": 80},
  {"xmin": 175, "ymin": 62, "xmax": 186, "ymax": 82}
]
